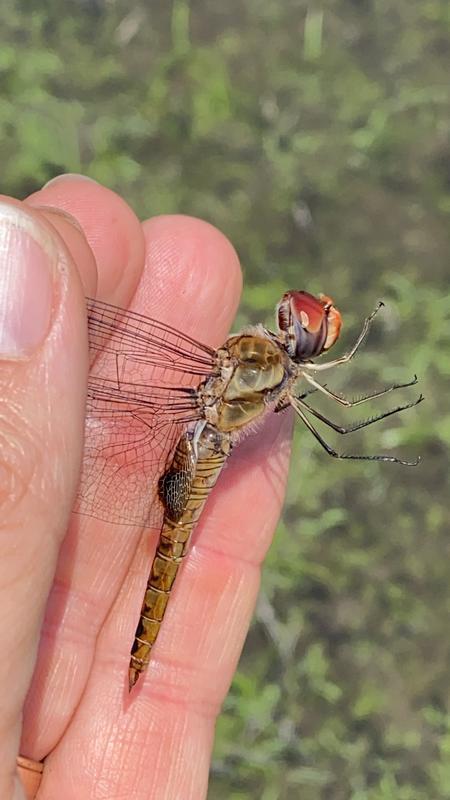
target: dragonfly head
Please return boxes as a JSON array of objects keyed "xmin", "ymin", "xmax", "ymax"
[{"xmin": 277, "ymin": 290, "xmax": 342, "ymax": 361}]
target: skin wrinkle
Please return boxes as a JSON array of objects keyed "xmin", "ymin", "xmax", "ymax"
[
  {"xmin": 0, "ymin": 393, "xmax": 63, "ymax": 531},
  {"xmin": 126, "ymin": 648, "xmax": 232, "ymax": 712},
  {"xmin": 0, "ymin": 391, "xmax": 39, "ymax": 449},
  {"xmin": 0, "ymin": 548, "xmax": 40, "ymax": 598},
  {"xmin": 0, "ymin": 446, "xmax": 35, "ymax": 520},
  {"xmin": 190, "ymin": 495, "xmax": 285, "ymax": 563},
  {"xmin": 47, "ymin": 577, "xmax": 106, "ymax": 627},
  {"xmin": 110, "ymin": 720, "xmax": 151, "ymax": 781},
  {"xmin": 40, "ymin": 610, "xmax": 98, "ymax": 648},
  {"xmin": 126, "ymin": 711, "xmax": 190, "ymax": 799},
  {"xmin": 92, "ymin": 727, "xmax": 141, "ymax": 800},
  {"xmin": 89, "ymin": 723, "xmax": 121, "ymax": 782},
  {"xmin": 190, "ymin": 538, "xmax": 264, "ymax": 569},
  {"xmin": 144, "ymin": 602, "xmax": 256, "ymax": 697},
  {"xmin": 131, "ymin": 684, "xmax": 222, "ymax": 720},
  {"xmin": 35, "ymin": 650, "xmax": 79, "ymax": 715}
]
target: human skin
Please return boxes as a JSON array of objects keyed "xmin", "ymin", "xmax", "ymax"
[{"xmin": 0, "ymin": 175, "xmax": 292, "ymax": 800}]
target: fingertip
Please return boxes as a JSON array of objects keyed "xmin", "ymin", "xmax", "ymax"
[
  {"xmin": 34, "ymin": 206, "xmax": 98, "ymax": 297},
  {"xmin": 140, "ymin": 214, "xmax": 242, "ymax": 345},
  {"xmin": 26, "ymin": 174, "xmax": 146, "ymax": 304}
]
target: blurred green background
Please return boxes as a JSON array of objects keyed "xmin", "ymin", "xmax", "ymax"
[{"xmin": 2, "ymin": 1, "xmax": 449, "ymax": 798}]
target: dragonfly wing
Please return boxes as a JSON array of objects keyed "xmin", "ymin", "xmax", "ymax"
[
  {"xmin": 73, "ymin": 299, "xmax": 218, "ymax": 526},
  {"xmin": 86, "ymin": 298, "xmax": 216, "ymax": 379},
  {"xmin": 74, "ymin": 409, "xmax": 193, "ymax": 527}
]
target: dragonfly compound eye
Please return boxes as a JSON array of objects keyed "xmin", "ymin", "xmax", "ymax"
[{"xmin": 277, "ymin": 290, "xmax": 342, "ymax": 360}]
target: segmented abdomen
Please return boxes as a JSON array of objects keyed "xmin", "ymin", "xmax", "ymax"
[{"xmin": 128, "ymin": 427, "xmax": 230, "ymax": 689}]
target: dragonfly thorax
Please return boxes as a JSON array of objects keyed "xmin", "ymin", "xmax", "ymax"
[{"xmin": 201, "ymin": 332, "xmax": 288, "ymax": 433}]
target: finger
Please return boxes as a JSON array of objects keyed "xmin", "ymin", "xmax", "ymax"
[
  {"xmin": 25, "ymin": 173, "xmax": 146, "ymax": 304},
  {"xmin": 0, "ymin": 200, "xmax": 90, "ymax": 800},
  {"xmin": 22, "ymin": 214, "xmax": 242, "ymax": 761},
  {"xmin": 133, "ymin": 213, "xmax": 243, "ymax": 344},
  {"xmin": 39, "ymin": 232, "xmax": 291, "ymax": 798},
  {"xmin": 41, "ymin": 414, "xmax": 292, "ymax": 800}
]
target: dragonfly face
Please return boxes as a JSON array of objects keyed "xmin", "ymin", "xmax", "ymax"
[{"xmin": 277, "ymin": 290, "xmax": 343, "ymax": 359}]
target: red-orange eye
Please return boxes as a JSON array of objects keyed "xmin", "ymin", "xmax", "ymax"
[{"xmin": 277, "ymin": 290, "xmax": 342, "ymax": 360}]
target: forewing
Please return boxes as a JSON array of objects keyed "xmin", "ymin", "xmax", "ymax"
[{"xmin": 73, "ymin": 299, "xmax": 218, "ymax": 526}]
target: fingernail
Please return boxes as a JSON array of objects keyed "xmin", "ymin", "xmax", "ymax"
[
  {"xmin": 43, "ymin": 173, "xmax": 98, "ymax": 189},
  {"xmin": 0, "ymin": 203, "xmax": 57, "ymax": 359}
]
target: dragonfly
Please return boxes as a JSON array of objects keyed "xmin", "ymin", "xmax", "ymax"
[{"xmin": 74, "ymin": 290, "xmax": 422, "ymax": 690}]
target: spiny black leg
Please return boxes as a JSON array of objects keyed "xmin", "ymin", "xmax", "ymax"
[
  {"xmin": 295, "ymin": 394, "xmax": 424, "ymax": 434},
  {"xmin": 297, "ymin": 384, "xmax": 331, "ymax": 401},
  {"xmin": 292, "ymin": 401, "xmax": 421, "ymax": 466},
  {"xmin": 275, "ymin": 384, "xmax": 324, "ymax": 413}
]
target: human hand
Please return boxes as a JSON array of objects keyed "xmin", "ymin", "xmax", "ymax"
[{"xmin": 0, "ymin": 176, "xmax": 292, "ymax": 799}]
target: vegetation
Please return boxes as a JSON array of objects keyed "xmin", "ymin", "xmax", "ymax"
[{"xmin": 2, "ymin": 1, "xmax": 449, "ymax": 797}]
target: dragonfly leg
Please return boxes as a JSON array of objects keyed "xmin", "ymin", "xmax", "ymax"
[
  {"xmin": 296, "ymin": 384, "xmax": 326, "ymax": 400},
  {"xmin": 292, "ymin": 394, "xmax": 424, "ymax": 434},
  {"xmin": 299, "ymin": 372, "xmax": 419, "ymax": 408},
  {"xmin": 275, "ymin": 384, "xmax": 325, "ymax": 413},
  {"xmin": 291, "ymin": 398, "xmax": 421, "ymax": 466},
  {"xmin": 303, "ymin": 301, "xmax": 384, "ymax": 372}
]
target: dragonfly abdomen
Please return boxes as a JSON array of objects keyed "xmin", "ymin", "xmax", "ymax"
[{"xmin": 128, "ymin": 425, "xmax": 231, "ymax": 690}]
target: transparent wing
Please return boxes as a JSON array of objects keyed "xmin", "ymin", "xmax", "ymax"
[{"xmin": 73, "ymin": 298, "xmax": 218, "ymax": 526}]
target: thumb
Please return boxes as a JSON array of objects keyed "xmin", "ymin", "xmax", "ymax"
[{"xmin": 0, "ymin": 200, "xmax": 91, "ymax": 799}]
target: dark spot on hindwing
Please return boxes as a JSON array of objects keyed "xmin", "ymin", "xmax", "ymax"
[{"xmin": 158, "ymin": 466, "xmax": 194, "ymax": 522}]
